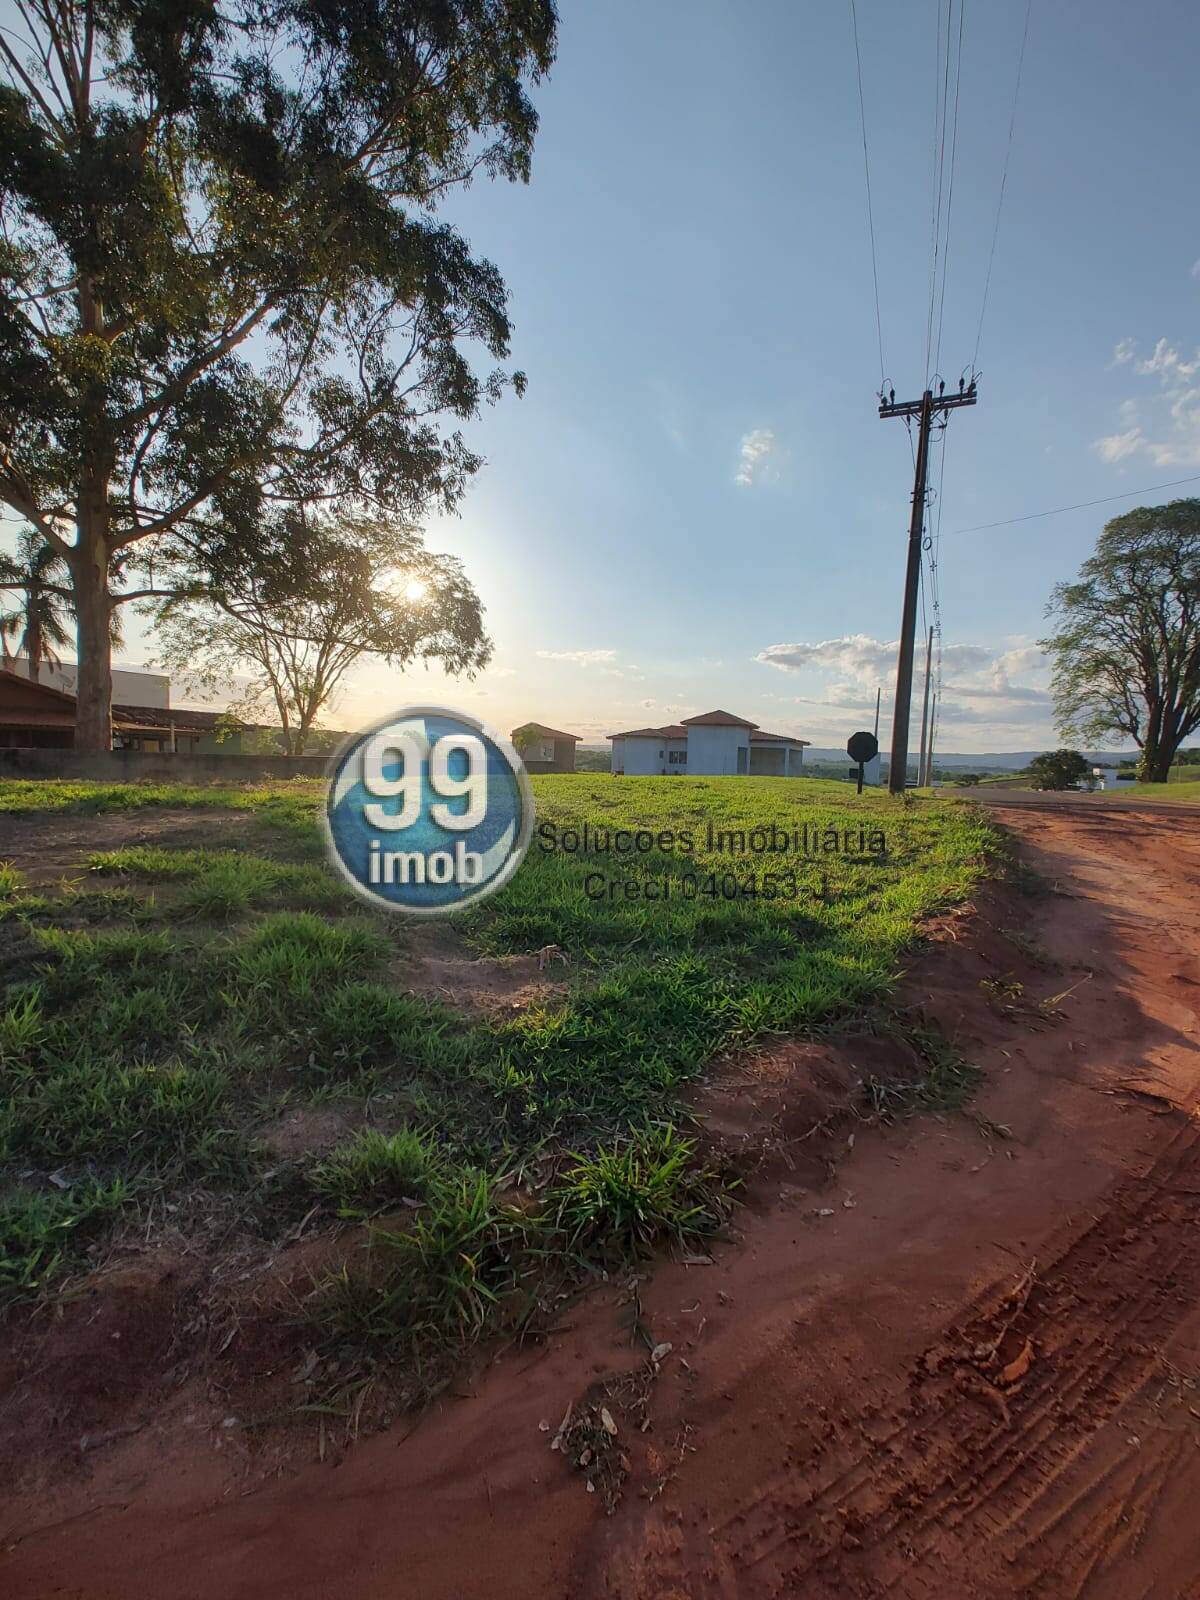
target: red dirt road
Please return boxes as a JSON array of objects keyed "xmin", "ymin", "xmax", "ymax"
[{"xmin": 3, "ymin": 804, "xmax": 1199, "ymax": 1599}]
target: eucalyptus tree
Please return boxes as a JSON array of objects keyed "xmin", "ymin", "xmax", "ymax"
[{"xmin": 0, "ymin": 0, "xmax": 555, "ymax": 748}]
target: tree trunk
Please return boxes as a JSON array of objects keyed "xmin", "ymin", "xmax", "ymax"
[
  {"xmin": 25, "ymin": 587, "xmax": 43, "ymax": 681},
  {"xmin": 72, "ymin": 519, "xmax": 113, "ymax": 754},
  {"xmin": 1144, "ymin": 743, "xmax": 1174, "ymax": 783}
]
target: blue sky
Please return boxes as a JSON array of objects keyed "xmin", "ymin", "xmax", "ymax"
[
  {"xmin": 32, "ymin": 1, "xmax": 1200, "ymax": 750},
  {"xmin": 341, "ymin": 0, "xmax": 1200, "ymax": 751}
]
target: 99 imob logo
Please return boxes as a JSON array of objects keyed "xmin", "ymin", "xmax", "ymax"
[{"xmin": 324, "ymin": 707, "xmax": 534, "ymax": 916}]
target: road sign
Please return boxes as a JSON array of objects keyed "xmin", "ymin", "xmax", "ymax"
[{"xmin": 847, "ymin": 730, "xmax": 879, "ymax": 795}]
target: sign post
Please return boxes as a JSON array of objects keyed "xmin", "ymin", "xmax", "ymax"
[{"xmin": 847, "ymin": 730, "xmax": 879, "ymax": 796}]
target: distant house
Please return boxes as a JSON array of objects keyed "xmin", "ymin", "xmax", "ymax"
[
  {"xmin": 511, "ymin": 721, "xmax": 580, "ymax": 773},
  {"xmin": 0, "ymin": 668, "xmax": 239, "ymax": 752},
  {"xmin": 608, "ymin": 709, "xmax": 809, "ymax": 777}
]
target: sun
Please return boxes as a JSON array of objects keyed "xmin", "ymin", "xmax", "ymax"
[{"xmin": 402, "ymin": 578, "xmax": 428, "ymax": 602}]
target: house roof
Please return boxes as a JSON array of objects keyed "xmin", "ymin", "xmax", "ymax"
[
  {"xmin": 0, "ymin": 666, "xmax": 77, "ymax": 706},
  {"xmin": 511, "ymin": 721, "xmax": 580, "ymax": 742},
  {"xmin": 607, "ymin": 724, "xmax": 688, "ymax": 741},
  {"xmin": 112, "ymin": 703, "xmax": 231, "ymax": 733},
  {"xmin": 680, "ymin": 709, "xmax": 759, "ymax": 728},
  {"xmin": 0, "ymin": 710, "xmax": 76, "ymax": 729},
  {"xmin": 0, "ymin": 669, "xmax": 237, "ymax": 735},
  {"xmin": 607, "ymin": 716, "xmax": 811, "ymax": 746}
]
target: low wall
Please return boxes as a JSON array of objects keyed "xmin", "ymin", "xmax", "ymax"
[{"xmin": 0, "ymin": 748, "xmax": 329, "ymax": 783}]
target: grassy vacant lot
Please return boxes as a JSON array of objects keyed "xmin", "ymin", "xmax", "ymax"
[
  {"xmin": 1109, "ymin": 779, "xmax": 1200, "ymax": 803},
  {"xmin": 0, "ymin": 774, "xmax": 999, "ymax": 1404},
  {"xmin": 940, "ymin": 776, "xmax": 1200, "ymax": 803}
]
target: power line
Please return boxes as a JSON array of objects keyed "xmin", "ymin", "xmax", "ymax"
[
  {"xmin": 849, "ymin": 0, "xmax": 886, "ymax": 387},
  {"xmin": 924, "ymin": 0, "xmax": 952, "ymax": 384},
  {"xmin": 973, "ymin": 0, "xmax": 1032, "ymax": 369},
  {"xmin": 928, "ymin": 2, "xmax": 963, "ymax": 713},
  {"xmin": 929, "ymin": 421, "xmax": 948, "ymax": 708},
  {"xmin": 933, "ymin": 0, "xmax": 965, "ymax": 381},
  {"xmin": 947, "ymin": 474, "xmax": 1200, "ymax": 536}
]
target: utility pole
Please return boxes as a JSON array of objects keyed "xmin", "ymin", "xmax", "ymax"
[
  {"xmin": 879, "ymin": 378, "xmax": 977, "ymax": 794},
  {"xmin": 928, "ymin": 691, "xmax": 938, "ymax": 787},
  {"xmin": 873, "ymin": 685, "xmax": 881, "ymax": 739},
  {"xmin": 917, "ymin": 625, "xmax": 933, "ymax": 787}
]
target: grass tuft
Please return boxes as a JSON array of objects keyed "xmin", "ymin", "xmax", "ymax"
[
  {"xmin": 550, "ymin": 1125, "xmax": 734, "ymax": 1259},
  {"xmin": 0, "ymin": 1179, "xmax": 128, "ymax": 1305},
  {"xmin": 315, "ymin": 1170, "xmax": 536, "ymax": 1351},
  {"xmin": 312, "ymin": 1128, "xmax": 436, "ymax": 1214}
]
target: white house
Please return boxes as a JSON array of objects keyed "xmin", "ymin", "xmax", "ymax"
[{"xmin": 608, "ymin": 709, "xmax": 809, "ymax": 777}]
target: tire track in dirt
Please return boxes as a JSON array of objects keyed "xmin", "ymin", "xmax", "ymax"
[
  {"xmin": 608, "ymin": 1116, "xmax": 1200, "ymax": 1600},
  {"xmin": 588, "ymin": 804, "xmax": 1200, "ymax": 1600}
]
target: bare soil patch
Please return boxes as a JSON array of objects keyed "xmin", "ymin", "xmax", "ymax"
[
  {"xmin": 2, "ymin": 806, "xmax": 1198, "ymax": 1599},
  {"xmin": 257, "ymin": 1106, "xmax": 360, "ymax": 1160},
  {"xmin": 393, "ymin": 919, "xmax": 570, "ymax": 1015},
  {"xmin": 0, "ymin": 807, "xmax": 261, "ymax": 884}
]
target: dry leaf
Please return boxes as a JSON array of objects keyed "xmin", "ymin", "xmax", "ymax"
[{"xmin": 998, "ymin": 1338, "xmax": 1034, "ymax": 1386}]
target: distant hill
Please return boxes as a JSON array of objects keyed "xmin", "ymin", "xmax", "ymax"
[{"xmin": 799, "ymin": 748, "xmax": 1139, "ymax": 771}]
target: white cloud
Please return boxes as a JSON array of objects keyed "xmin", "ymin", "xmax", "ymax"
[
  {"xmin": 535, "ymin": 648, "xmax": 617, "ymax": 667},
  {"xmin": 755, "ymin": 633, "xmax": 1053, "ymax": 742},
  {"xmin": 1136, "ymin": 338, "xmax": 1199, "ymax": 383},
  {"xmin": 756, "ymin": 634, "xmax": 993, "ymax": 686},
  {"xmin": 1096, "ymin": 426, "xmax": 1144, "ymax": 463},
  {"xmin": 734, "ymin": 428, "xmax": 777, "ymax": 488},
  {"xmin": 1095, "ymin": 336, "xmax": 1200, "ymax": 467},
  {"xmin": 1110, "ymin": 337, "xmax": 1136, "ymax": 366}
]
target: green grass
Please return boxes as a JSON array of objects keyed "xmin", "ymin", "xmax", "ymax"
[
  {"xmin": 312, "ymin": 1128, "xmax": 436, "ymax": 1214},
  {"xmin": 315, "ymin": 1170, "xmax": 539, "ymax": 1354},
  {"xmin": 1, "ymin": 1179, "xmax": 128, "ymax": 1306},
  {"xmin": 0, "ymin": 777, "xmax": 324, "ymax": 819},
  {"xmin": 88, "ymin": 845, "xmax": 349, "ymax": 916},
  {"xmin": 1128, "ymin": 780, "xmax": 1200, "ymax": 803},
  {"xmin": 550, "ymin": 1125, "xmax": 733, "ymax": 1259},
  {"xmin": 0, "ymin": 773, "xmax": 1002, "ymax": 1398},
  {"xmin": 1066, "ymin": 781, "xmax": 1200, "ymax": 804}
]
